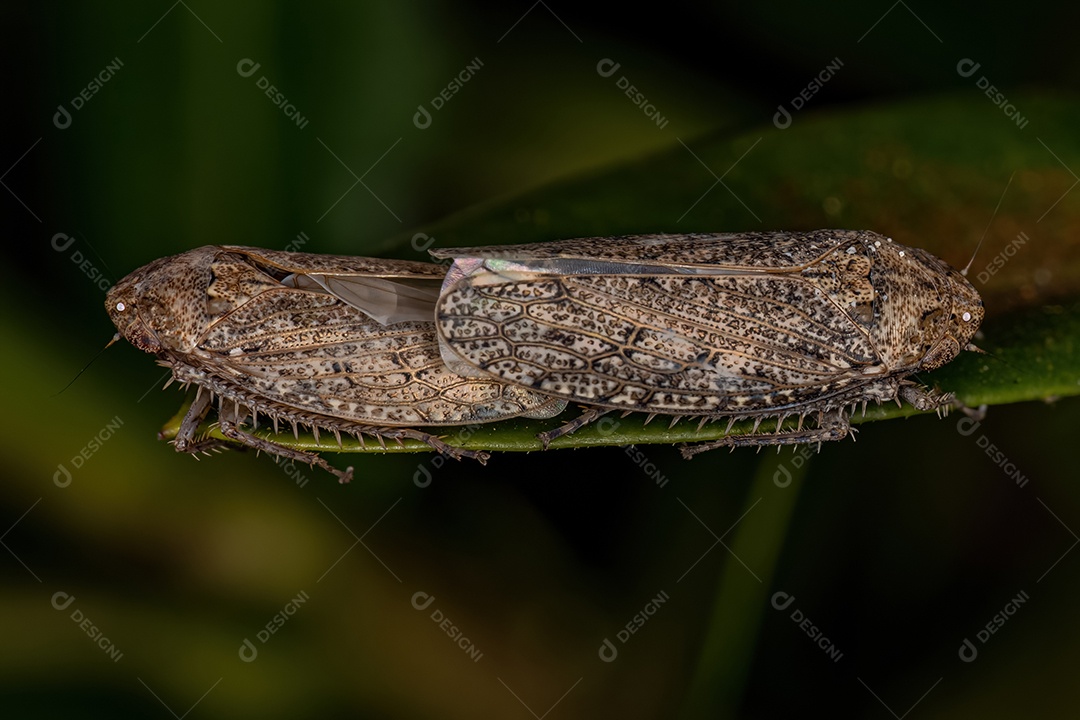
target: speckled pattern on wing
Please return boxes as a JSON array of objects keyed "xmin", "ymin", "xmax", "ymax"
[
  {"xmin": 105, "ymin": 246, "xmax": 563, "ymax": 478},
  {"xmin": 432, "ymin": 231, "xmax": 872, "ymax": 268},
  {"xmin": 107, "ymin": 246, "xmax": 554, "ymax": 426},
  {"xmin": 198, "ymin": 287, "xmax": 550, "ymax": 425},
  {"xmin": 222, "ymin": 245, "xmax": 448, "ymax": 278},
  {"xmin": 434, "ymin": 230, "xmax": 984, "ymax": 419}
]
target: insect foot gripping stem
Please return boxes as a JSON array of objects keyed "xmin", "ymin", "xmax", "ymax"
[
  {"xmin": 536, "ymin": 407, "xmax": 613, "ymax": 448},
  {"xmin": 679, "ymin": 411, "xmax": 851, "ymax": 458}
]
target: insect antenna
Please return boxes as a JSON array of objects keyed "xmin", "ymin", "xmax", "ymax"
[
  {"xmin": 969, "ymin": 344, "xmax": 1014, "ymax": 371},
  {"xmin": 51, "ymin": 333, "xmax": 122, "ymax": 397},
  {"xmin": 963, "ymin": 171, "xmax": 1015, "ymax": 277}
]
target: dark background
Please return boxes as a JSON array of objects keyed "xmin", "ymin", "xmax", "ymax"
[{"xmin": 3, "ymin": 2, "xmax": 1078, "ymax": 718}]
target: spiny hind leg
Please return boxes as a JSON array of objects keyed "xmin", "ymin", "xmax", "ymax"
[
  {"xmin": 390, "ymin": 428, "xmax": 491, "ymax": 464},
  {"xmin": 215, "ymin": 404, "xmax": 354, "ymax": 483},
  {"xmin": 214, "ymin": 415, "xmax": 490, "ymax": 475},
  {"xmin": 171, "ymin": 392, "xmax": 487, "ymax": 475},
  {"xmin": 680, "ymin": 411, "xmax": 851, "ymax": 459}
]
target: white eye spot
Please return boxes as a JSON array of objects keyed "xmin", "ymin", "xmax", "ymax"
[
  {"xmin": 898, "ymin": 251, "xmax": 906, "ymax": 257},
  {"xmin": 116, "ymin": 302, "xmax": 126, "ymax": 312},
  {"xmin": 962, "ymin": 311, "xmax": 972, "ymax": 322}
]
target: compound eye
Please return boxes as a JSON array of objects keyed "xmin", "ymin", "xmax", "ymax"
[
  {"xmin": 116, "ymin": 302, "xmax": 127, "ymax": 312},
  {"xmin": 961, "ymin": 311, "xmax": 972, "ymax": 322}
]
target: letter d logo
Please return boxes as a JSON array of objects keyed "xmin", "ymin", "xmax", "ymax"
[
  {"xmin": 53, "ymin": 105, "xmax": 72, "ymax": 130},
  {"xmin": 771, "ymin": 591, "xmax": 795, "ymax": 611},
  {"xmin": 411, "ymin": 233, "xmax": 435, "ymax": 253},
  {"xmin": 773, "ymin": 464, "xmax": 792, "ymax": 488},
  {"xmin": 596, "ymin": 417, "xmax": 621, "ymax": 435},
  {"xmin": 51, "ymin": 233, "xmax": 76, "ymax": 253},
  {"xmin": 596, "ymin": 58, "xmax": 621, "ymax": 78},
  {"xmin": 411, "ymin": 591, "xmax": 435, "ymax": 611},
  {"xmin": 54, "ymin": 463, "xmax": 72, "ymax": 488},
  {"xmin": 956, "ymin": 416, "xmax": 981, "ymax": 437},
  {"xmin": 239, "ymin": 638, "xmax": 258, "ymax": 662},
  {"xmin": 956, "ymin": 58, "xmax": 981, "ymax": 78},
  {"xmin": 236, "ymin": 58, "xmax": 261, "ymax": 78},
  {"xmin": 413, "ymin": 104, "xmax": 432, "ymax": 130},
  {"xmin": 52, "ymin": 591, "xmax": 75, "ymax": 611},
  {"xmin": 413, "ymin": 464, "xmax": 433, "ymax": 488},
  {"xmin": 773, "ymin": 105, "xmax": 792, "ymax": 130}
]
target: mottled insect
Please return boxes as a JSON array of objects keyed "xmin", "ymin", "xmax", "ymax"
[
  {"xmin": 431, "ymin": 230, "xmax": 984, "ymax": 455},
  {"xmin": 106, "ymin": 246, "xmax": 564, "ymax": 481}
]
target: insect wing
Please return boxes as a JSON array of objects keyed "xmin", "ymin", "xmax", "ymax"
[
  {"xmin": 196, "ymin": 249, "xmax": 558, "ymax": 426},
  {"xmin": 435, "ymin": 232, "xmax": 893, "ymax": 415},
  {"xmin": 222, "ymin": 245, "xmax": 444, "ymax": 324},
  {"xmin": 430, "ymin": 232, "xmax": 863, "ymax": 272}
]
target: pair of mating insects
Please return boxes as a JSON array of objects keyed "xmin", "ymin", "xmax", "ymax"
[{"xmin": 106, "ymin": 230, "xmax": 984, "ymax": 482}]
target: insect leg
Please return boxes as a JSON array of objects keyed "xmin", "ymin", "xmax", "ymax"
[
  {"xmin": 899, "ymin": 385, "xmax": 986, "ymax": 421},
  {"xmin": 168, "ymin": 388, "xmax": 235, "ymax": 455},
  {"xmin": 215, "ymin": 404, "xmax": 355, "ymax": 483},
  {"xmin": 390, "ymin": 429, "xmax": 492, "ymax": 464},
  {"xmin": 679, "ymin": 410, "xmax": 850, "ymax": 458},
  {"xmin": 536, "ymin": 407, "xmax": 613, "ymax": 448},
  {"xmin": 898, "ymin": 385, "xmax": 954, "ymax": 413}
]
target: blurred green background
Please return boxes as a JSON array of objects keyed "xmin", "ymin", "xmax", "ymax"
[{"xmin": 4, "ymin": 2, "xmax": 1080, "ymax": 718}]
